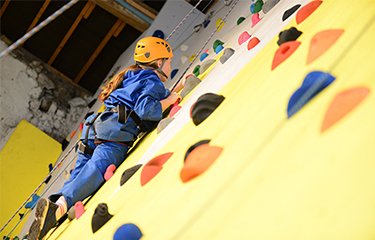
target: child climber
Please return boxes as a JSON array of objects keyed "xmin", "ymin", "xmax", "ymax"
[{"xmin": 28, "ymin": 36, "xmax": 185, "ymax": 240}]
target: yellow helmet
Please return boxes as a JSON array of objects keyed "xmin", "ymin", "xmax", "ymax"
[{"xmin": 134, "ymin": 37, "xmax": 173, "ymax": 63}]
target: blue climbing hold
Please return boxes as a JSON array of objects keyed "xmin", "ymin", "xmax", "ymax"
[
  {"xmin": 25, "ymin": 194, "xmax": 40, "ymax": 210},
  {"xmin": 48, "ymin": 163, "xmax": 53, "ymax": 172},
  {"xmin": 215, "ymin": 45, "xmax": 224, "ymax": 54},
  {"xmin": 152, "ymin": 30, "xmax": 164, "ymax": 39},
  {"xmin": 171, "ymin": 69, "xmax": 179, "ymax": 79},
  {"xmin": 287, "ymin": 71, "xmax": 336, "ymax": 118},
  {"xmin": 113, "ymin": 223, "xmax": 143, "ymax": 240},
  {"xmin": 203, "ymin": 20, "xmax": 211, "ymax": 28},
  {"xmin": 200, "ymin": 52, "xmax": 209, "ymax": 61},
  {"xmin": 250, "ymin": 3, "xmax": 255, "ymax": 13}
]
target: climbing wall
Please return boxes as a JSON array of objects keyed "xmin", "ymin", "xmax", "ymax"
[{"xmin": 10, "ymin": 0, "xmax": 375, "ymax": 239}]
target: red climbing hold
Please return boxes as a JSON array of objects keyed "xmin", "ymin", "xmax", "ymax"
[
  {"xmin": 247, "ymin": 37, "xmax": 260, "ymax": 50},
  {"xmin": 238, "ymin": 31, "xmax": 251, "ymax": 45},
  {"xmin": 271, "ymin": 41, "xmax": 301, "ymax": 71},
  {"xmin": 180, "ymin": 144, "xmax": 223, "ymax": 183},
  {"xmin": 79, "ymin": 123, "xmax": 84, "ymax": 131},
  {"xmin": 307, "ymin": 29, "xmax": 344, "ymax": 65},
  {"xmin": 170, "ymin": 100, "xmax": 181, "ymax": 117},
  {"xmin": 251, "ymin": 13, "xmax": 261, "ymax": 28},
  {"xmin": 141, "ymin": 152, "xmax": 173, "ymax": 186},
  {"xmin": 296, "ymin": 1, "xmax": 322, "ymax": 25},
  {"xmin": 74, "ymin": 201, "xmax": 85, "ymax": 220},
  {"xmin": 321, "ymin": 87, "xmax": 370, "ymax": 133},
  {"xmin": 104, "ymin": 164, "xmax": 116, "ymax": 181}
]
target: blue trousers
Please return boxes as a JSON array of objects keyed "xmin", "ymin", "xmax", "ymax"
[{"xmin": 49, "ymin": 140, "xmax": 129, "ymax": 208}]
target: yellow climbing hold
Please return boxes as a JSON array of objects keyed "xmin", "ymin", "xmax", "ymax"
[{"xmin": 216, "ymin": 18, "xmax": 225, "ymax": 32}]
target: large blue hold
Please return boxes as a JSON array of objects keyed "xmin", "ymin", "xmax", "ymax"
[
  {"xmin": 170, "ymin": 69, "xmax": 179, "ymax": 79},
  {"xmin": 113, "ymin": 223, "xmax": 143, "ymax": 240},
  {"xmin": 200, "ymin": 52, "xmax": 209, "ymax": 61},
  {"xmin": 287, "ymin": 71, "xmax": 336, "ymax": 118},
  {"xmin": 215, "ymin": 45, "xmax": 224, "ymax": 54}
]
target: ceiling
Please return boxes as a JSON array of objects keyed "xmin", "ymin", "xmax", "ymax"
[{"xmin": 0, "ymin": 0, "xmax": 216, "ymax": 94}]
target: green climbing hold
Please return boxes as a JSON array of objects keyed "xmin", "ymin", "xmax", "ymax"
[
  {"xmin": 193, "ymin": 65, "xmax": 201, "ymax": 77},
  {"xmin": 213, "ymin": 40, "xmax": 224, "ymax": 52},
  {"xmin": 237, "ymin": 17, "xmax": 246, "ymax": 25},
  {"xmin": 254, "ymin": 0, "xmax": 264, "ymax": 13}
]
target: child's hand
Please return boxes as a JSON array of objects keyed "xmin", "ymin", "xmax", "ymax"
[{"xmin": 168, "ymin": 92, "xmax": 182, "ymax": 104}]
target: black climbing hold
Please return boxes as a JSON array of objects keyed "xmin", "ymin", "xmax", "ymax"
[
  {"xmin": 120, "ymin": 164, "xmax": 143, "ymax": 186},
  {"xmin": 191, "ymin": 93, "xmax": 225, "ymax": 126},
  {"xmin": 152, "ymin": 30, "xmax": 164, "ymax": 39},
  {"xmin": 282, "ymin": 4, "xmax": 301, "ymax": 21},
  {"xmin": 237, "ymin": 17, "xmax": 246, "ymax": 25},
  {"xmin": 193, "ymin": 65, "xmax": 201, "ymax": 77},
  {"xmin": 277, "ymin": 27, "xmax": 302, "ymax": 46},
  {"xmin": 84, "ymin": 111, "xmax": 95, "ymax": 120},
  {"xmin": 62, "ymin": 138, "xmax": 69, "ymax": 151},
  {"xmin": 87, "ymin": 98, "xmax": 97, "ymax": 108},
  {"xmin": 91, "ymin": 203, "xmax": 113, "ymax": 233},
  {"xmin": 184, "ymin": 139, "xmax": 211, "ymax": 162}
]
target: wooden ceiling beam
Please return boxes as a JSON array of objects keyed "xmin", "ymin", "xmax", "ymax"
[
  {"xmin": 126, "ymin": 0, "xmax": 157, "ymax": 20},
  {"xmin": 91, "ymin": 0, "xmax": 150, "ymax": 32},
  {"xmin": 0, "ymin": 0, "xmax": 10, "ymax": 18},
  {"xmin": 26, "ymin": 0, "xmax": 51, "ymax": 34}
]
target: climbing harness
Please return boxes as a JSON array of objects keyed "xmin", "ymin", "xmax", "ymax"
[{"xmin": 107, "ymin": 105, "xmax": 147, "ymax": 133}]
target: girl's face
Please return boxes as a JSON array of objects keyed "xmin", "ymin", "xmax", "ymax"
[{"xmin": 159, "ymin": 58, "xmax": 172, "ymax": 82}]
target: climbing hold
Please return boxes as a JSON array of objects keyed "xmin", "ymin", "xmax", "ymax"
[
  {"xmin": 152, "ymin": 30, "xmax": 164, "ymax": 39},
  {"xmin": 74, "ymin": 201, "xmax": 85, "ymax": 220},
  {"xmin": 296, "ymin": 1, "xmax": 322, "ymax": 25},
  {"xmin": 25, "ymin": 194, "xmax": 40, "ymax": 210},
  {"xmin": 287, "ymin": 71, "xmax": 336, "ymax": 118},
  {"xmin": 157, "ymin": 118, "xmax": 175, "ymax": 134},
  {"xmin": 113, "ymin": 223, "xmax": 143, "ymax": 240},
  {"xmin": 87, "ymin": 98, "xmax": 97, "ymax": 108},
  {"xmin": 180, "ymin": 44, "xmax": 189, "ymax": 52},
  {"xmin": 67, "ymin": 206, "xmax": 75, "ymax": 221},
  {"xmin": 216, "ymin": 18, "xmax": 225, "ymax": 32},
  {"xmin": 215, "ymin": 45, "xmax": 224, "ymax": 54},
  {"xmin": 263, "ymin": 0, "xmax": 280, "ymax": 14},
  {"xmin": 140, "ymin": 152, "xmax": 173, "ymax": 186},
  {"xmin": 200, "ymin": 52, "xmax": 209, "ymax": 62},
  {"xmin": 277, "ymin": 27, "xmax": 302, "ymax": 46},
  {"xmin": 180, "ymin": 143, "xmax": 223, "ymax": 183},
  {"xmin": 104, "ymin": 164, "xmax": 116, "ymax": 181},
  {"xmin": 48, "ymin": 163, "xmax": 53, "ymax": 172},
  {"xmin": 204, "ymin": 49, "xmax": 209, "ymax": 53},
  {"xmin": 193, "ymin": 65, "xmax": 201, "ymax": 77},
  {"xmin": 220, "ymin": 48, "xmax": 235, "ymax": 64},
  {"xmin": 181, "ymin": 55, "xmax": 188, "ymax": 64},
  {"xmin": 63, "ymin": 170, "xmax": 71, "ymax": 181},
  {"xmin": 201, "ymin": 59, "xmax": 216, "ymax": 73},
  {"xmin": 282, "ymin": 4, "xmax": 301, "ymax": 21},
  {"xmin": 180, "ymin": 75, "xmax": 202, "ymax": 99},
  {"xmin": 307, "ymin": 29, "xmax": 344, "ymax": 65},
  {"xmin": 213, "ymin": 40, "xmax": 224, "ymax": 52},
  {"xmin": 203, "ymin": 20, "xmax": 211, "ymax": 28},
  {"xmin": 250, "ymin": 3, "xmax": 255, "ymax": 14},
  {"xmin": 62, "ymin": 138, "xmax": 69, "ymax": 151},
  {"xmin": 251, "ymin": 12, "xmax": 261, "ymax": 27},
  {"xmin": 271, "ymin": 41, "xmax": 301, "ymax": 71},
  {"xmin": 191, "ymin": 93, "xmax": 225, "ymax": 126},
  {"xmin": 321, "ymin": 87, "xmax": 370, "ymax": 132},
  {"xmin": 189, "ymin": 54, "xmax": 196, "ymax": 63},
  {"xmin": 170, "ymin": 100, "xmax": 181, "ymax": 118},
  {"xmin": 84, "ymin": 111, "xmax": 94, "ymax": 120},
  {"xmin": 170, "ymin": 69, "xmax": 179, "ymax": 79},
  {"xmin": 92, "ymin": 203, "xmax": 113, "ymax": 233},
  {"xmin": 237, "ymin": 17, "xmax": 246, "ymax": 25},
  {"xmin": 184, "ymin": 139, "xmax": 211, "ymax": 162},
  {"xmin": 70, "ymin": 130, "xmax": 77, "ymax": 140},
  {"xmin": 247, "ymin": 37, "xmax": 260, "ymax": 50},
  {"xmin": 120, "ymin": 164, "xmax": 143, "ymax": 186},
  {"xmin": 238, "ymin": 31, "xmax": 251, "ymax": 45},
  {"xmin": 253, "ymin": 0, "xmax": 264, "ymax": 13}
]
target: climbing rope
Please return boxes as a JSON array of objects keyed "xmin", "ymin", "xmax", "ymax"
[
  {"xmin": 0, "ymin": 140, "xmax": 79, "ymax": 233},
  {"xmin": 165, "ymin": 0, "xmax": 203, "ymax": 41},
  {"xmin": 171, "ymin": 0, "xmax": 240, "ymax": 91},
  {"xmin": 0, "ymin": 0, "xmax": 79, "ymax": 59}
]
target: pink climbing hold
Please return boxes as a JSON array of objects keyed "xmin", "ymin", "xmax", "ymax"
[
  {"xmin": 247, "ymin": 37, "xmax": 260, "ymax": 50},
  {"xmin": 170, "ymin": 100, "xmax": 181, "ymax": 117},
  {"xmin": 79, "ymin": 123, "xmax": 84, "ymax": 131},
  {"xmin": 74, "ymin": 201, "xmax": 85, "ymax": 220},
  {"xmin": 238, "ymin": 31, "xmax": 251, "ymax": 45},
  {"xmin": 104, "ymin": 164, "xmax": 116, "ymax": 181},
  {"xmin": 251, "ymin": 13, "xmax": 261, "ymax": 28},
  {"xmin": 204, "ymin": 49, "xmax": 209, "ymax": 53}
]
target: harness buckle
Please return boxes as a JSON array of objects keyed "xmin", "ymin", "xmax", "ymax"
[{"xmin": 78, "ymin": 141, "xmax": 94, "ymax": 156}]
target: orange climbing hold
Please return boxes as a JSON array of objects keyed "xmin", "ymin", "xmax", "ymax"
[
  {"xmin": 251, "ymin": 12, "xmax": 261, "ymax": 27},
  {"xmin": 69, "ymin": 130, "xmax": 77, "ymax": 140},
  {"xmin": 296, "ymin": 1, "xmax": 322, "ymax": 25},
  {"xmin": 307, "ymin": 29, "xmax": 344, "ymax": 65},
  {"xmin": 180, "ymin": 144, "xmax": 223, "ymax": 183},
  {"xmin": 238, "ymin": 31, "xmax": 251, "ymax": 45},
  {"xmin": 141, "ymin": 152, "xmax": 173, "ymax": 186},
  {"xmin": 247, "ymin": 37, "xmax": 260, "ymax": 50},
  {"xmin": 271, "ymin": 41, "xmax": 301, "ymax": 71},
  {"xmin": 321, "ymin": 87, "xmax": 370, "ymax": 133},
  {"xmin": 104, "ymin": 164, "xmax": 116, "ymax": 181}
]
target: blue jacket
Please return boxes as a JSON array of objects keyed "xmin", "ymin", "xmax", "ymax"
[{"xmin": 81, "ymin": 69, "xmax": 170, "ymax": 142}]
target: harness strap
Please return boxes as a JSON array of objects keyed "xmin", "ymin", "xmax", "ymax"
[
  {"xmin": 79, "ymin": 113, "xmax": 100, "ymax": 156},
  {"xmin": 109, "ymin": 106, "xmax": 147, "ymax": 132}
]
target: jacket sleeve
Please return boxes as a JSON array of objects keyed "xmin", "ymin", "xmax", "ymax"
[{"xmin": 133, "ymin": 78, "xmax": 169, "ymax": 121}]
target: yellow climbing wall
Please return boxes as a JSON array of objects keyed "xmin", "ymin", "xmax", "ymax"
[
  {"xmin": 38, "ymin": 0, "xmax": 375, "ymax": 239},
  {"xmin": 0, "ymin": 120, "xmax": 61, "ymax": 237}
]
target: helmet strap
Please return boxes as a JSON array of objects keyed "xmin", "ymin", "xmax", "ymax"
[{"xmin": 136, "ymin": 59, "xmax": 169, "ymax": 79}]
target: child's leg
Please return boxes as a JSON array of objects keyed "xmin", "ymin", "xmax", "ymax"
[{"xmin": 50, "ymin": 141, "xmax": 129, "ymax": 209}]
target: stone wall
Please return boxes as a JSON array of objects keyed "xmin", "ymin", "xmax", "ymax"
[{"xmin": 0, "ymin": 38, "xmax": 93, "ymax": 152}]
